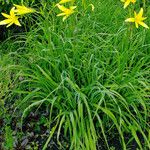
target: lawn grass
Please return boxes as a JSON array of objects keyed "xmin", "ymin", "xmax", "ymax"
[{"xmin": 0, "ymin": 0, "xmax": 150, "ymax": 149}]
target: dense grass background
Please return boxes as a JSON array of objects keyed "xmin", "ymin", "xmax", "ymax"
[{"xmin": 0, "ymin": 0, "xmax": 150, "ymax": 149}]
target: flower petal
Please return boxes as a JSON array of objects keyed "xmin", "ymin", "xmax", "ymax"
[
  {"xmin": 14, "ymin": 19, "xmax": 21, "ymax": 26},
  {"xmin": 138, "ymin": 8, "xmax": 143, "ymax": 18},
  {"xmin": 14, "ymin": 4, "xmax": 36, "ymax": 15},
  {"xmin": 135, "ymin": 22, "xmax": 138, "ymax": 28},
  {"xmin": 0, "ymin": 19, "xmax": 12, "ymax": 25},
  {"xmin": 1, "ymin": 13, "xmax": 11, "ymax": 18},
  {"xmin": 138, "ymin": 21, "xmax": 149, "ymax": 29},
  {"xmin": 141, "ymin": 17, "xmax": 147, "ymax": 21},
  {"xmin": 59, "ymin": 0, "xmax": 72, "ymax": 4},
  {"xmin": 57, "ymin": 13, "xmax": 66, "ymax": 16},
  {"xmin": 57, "ymin": 4, "xmax": 68, "ymax": 12},
  {"xmin": 124, "ymin": 1, "xmax": 130, "ymax": 9},
  {"xmin": 125, "ymin": 18, "xmax": 135, "ymax": 22},
  {"xmin": 6, "ymin": 22, "xmax": 13, "ymax": 28},
  {"xmin": 70, "ymin": 6, "xmax": 77, "ymax": 10},
  {"xmin": 63, "ymin": 16, "xmax": 68, "ymax": 21},
  {"xmin": 10, "ymin": 7, "xmax": 15, "ymax": 16},
  {"xmin": 14, "ymin": 4, "xmax": 24, "ymax": 9}
]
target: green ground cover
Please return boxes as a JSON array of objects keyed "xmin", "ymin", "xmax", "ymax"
[{"xmin": 0, "ymin": 0, "xmax": 150, "ymax": 149}]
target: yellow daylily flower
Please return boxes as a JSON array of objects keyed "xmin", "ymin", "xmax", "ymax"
[
  {"xmin": 14, "ymin": 4, "xmax": 36, "ymax": 15},
  {"xmin": 121, "ymin": 0, "xmax": 136, "ymax": 9},
  {"xmin": 56, "ymin": 4, "xmax": 77, "ymax": 21},
  {"xmin": 58, "ymin": 0, "xmax": 72, "ymax": 4},
  {"xmin": 125, "ymin": 8, "xmax": 149, "ymax": 29},
  {"xmin": 0, "ymin": 7, "xmax": 21, "ymax": 28}
]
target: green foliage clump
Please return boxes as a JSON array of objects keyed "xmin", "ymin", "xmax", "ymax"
[{"xmin": 0, "ymin": 0, "xmax": 150, "ymax": 150}]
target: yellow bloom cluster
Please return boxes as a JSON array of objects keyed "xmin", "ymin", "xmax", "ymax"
[
  {"xmin": 56, "ymin": 0, "xmax": 94, "ymax": 21},
  {"xmin": 0, "ymin": 1, "xmax": 77, "ymax": 27},
  {"xmin": 0, "ymin": 1, "xmax": 94, "ymax": 27},
  {"xmin": 0, "ymin": 4, "xmax": 35, "ymax": 28},
  {"xmin": 56, "ymin": 0, "xmax": 77, "ymax": 21},
  {"xmin": 121, "ymin": 0, "xmax": 136, "ymax": 9},
  {"xmin": 121, "ymin": 0, "xmax": 149, "ymax": 29}
]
